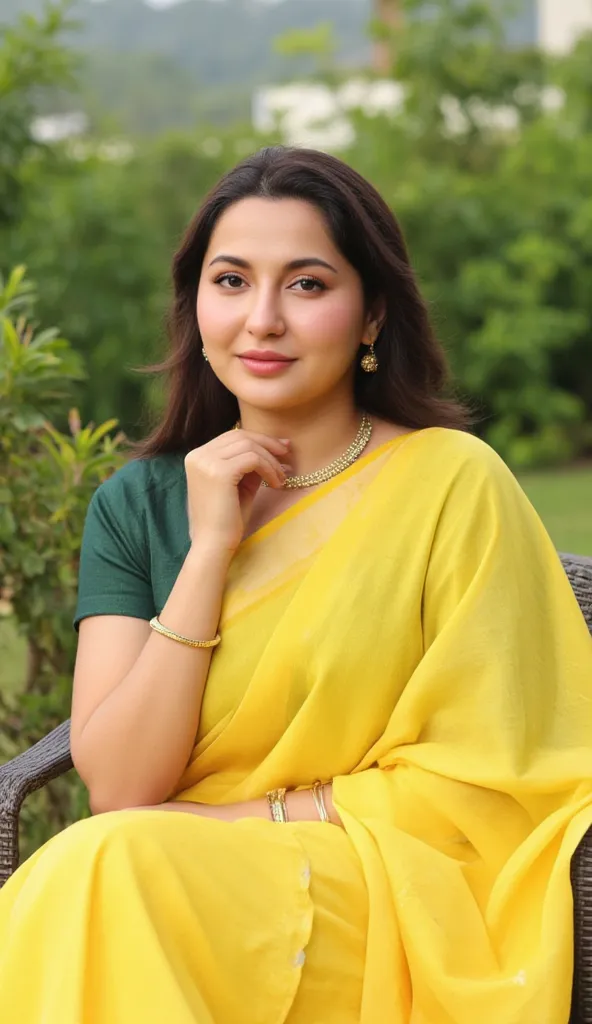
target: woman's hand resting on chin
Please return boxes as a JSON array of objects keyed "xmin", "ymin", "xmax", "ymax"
[{"xmin": 185, "ymin": 428, "xmax": 291, "ymax": 555}]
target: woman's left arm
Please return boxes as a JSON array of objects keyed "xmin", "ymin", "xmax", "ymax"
[{"xmin": 132, "ymin": 788, "xmax": 343, "ymax": 825}]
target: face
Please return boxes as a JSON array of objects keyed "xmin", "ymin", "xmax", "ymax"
[{"xmin": 197, "ymin": 197, "xmax": 374, "ymax": 415}]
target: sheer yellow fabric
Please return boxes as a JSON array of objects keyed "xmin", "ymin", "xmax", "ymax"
[{"xmin": 1, "ymin": 427, "xmax": 591, "ymax": 1023}]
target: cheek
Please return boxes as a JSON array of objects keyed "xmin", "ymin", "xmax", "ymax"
[
  {"xmin": 304, "ymin": 297, "xmax": 364, "ymax": 350},
  {"xmin": 195, "ymin": 287, "xmax": 212, "ymax": 335},
  {"xmin": 196, "ymin": 287, "xmax": 237, "ymax": 339}
]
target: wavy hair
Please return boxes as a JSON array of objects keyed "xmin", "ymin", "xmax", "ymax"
[{"xmin": 131, "ymin": 146, "xmax": 470, "ymax": 457}]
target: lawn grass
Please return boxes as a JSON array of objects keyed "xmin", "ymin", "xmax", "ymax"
[{"xmin": 519, "ymin": 466, "xmax": 592, "ymax": 558}]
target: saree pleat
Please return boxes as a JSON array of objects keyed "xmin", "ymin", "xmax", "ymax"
[{"xmin": 0, "ymin": 427, "xmax": 591, "ymax": 1023}]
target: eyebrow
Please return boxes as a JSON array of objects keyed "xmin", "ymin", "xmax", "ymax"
[{"xmin": 208, "ymin": 254, "xmax": 338, "ymax": 274}]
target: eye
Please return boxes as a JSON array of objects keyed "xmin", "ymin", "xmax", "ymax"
[
  {"xmin": 213, "ymin": 272, "xmax": 326, "ymax": 292},
  {"xmin": 290, "ymin": 276, "xmax": 326, "ymax": 293},
  {"xmin": 214, "ymin": 272, "xmax": 245, "ymax": 289}
]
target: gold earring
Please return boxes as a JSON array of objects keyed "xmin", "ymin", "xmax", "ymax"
[
  {"xmin": 361, "ymin": 343, "xmax": 378, "ymax": 373},
  {"xmin": 361, "ymin": 325, "xmax": 379, "ymax": 373},
  {"xmin": 202, "ymin": 346, "xmax": 209, "ymax": 363}
]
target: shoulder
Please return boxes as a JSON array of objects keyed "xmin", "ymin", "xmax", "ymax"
[
  {"xmin": 405, "ymin": 429, "xmax": 541, "ymax": 551},
  {"xmin": 91, "ymin": 453, "xmax": 185, "ymax": 512},
  {"xmin": 411, "ymin": 428, "xmax": 515, "ymax": 485},
  {"xmin": 399, "ymin": 427, "xmax": 529, "ymax": 522},
  {"xmin": 87, "ymin": 454, "xmax": 184, "ymax": 536}
]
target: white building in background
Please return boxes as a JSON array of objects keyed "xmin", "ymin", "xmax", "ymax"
[
  {"xmin": 252, "ymin": 79, "xmax": 404, "ymax": 150},
  {"xmin": 30, "ymin": 113, "xmax": 88, "ymax": 144},
  {"xmin": 537, "ymin": 0, "xmax": 592, "ymax": 53},
  {"xmin": 30, "ymin": 113, "xmax": 134, "ymax": 162},
  {"xmin": 507, "ymin": 0, "xmax": 592, "ymax": 50},
  {"xmin": 254, "ymin": 2, "xmax": 592, "ymax": 149},
  {"xmin": 253, "ymin": 78, "xmax": 558, "ymax": 150}
]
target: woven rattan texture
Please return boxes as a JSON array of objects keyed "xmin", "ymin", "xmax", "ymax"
[
  {"xmin": 565, "ymin": 556, "xmax": 592, "ymax": 1022},
  {"xmin": 0, "ymin": 720, "xmax": 72, "ymax": 888}
]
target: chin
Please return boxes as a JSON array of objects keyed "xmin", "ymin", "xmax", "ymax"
[
  {"xmin": 229, "ymin": 376, "xmax": 309, "ymax": 412},
  {"xmin": 234, "ymin": 389, "xmax": 302, "ymax": 414}
]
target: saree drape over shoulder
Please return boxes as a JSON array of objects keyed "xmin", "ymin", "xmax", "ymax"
[{"xmin": 1, "ymin": 427, "xmax": 591, "ymax": 1023}]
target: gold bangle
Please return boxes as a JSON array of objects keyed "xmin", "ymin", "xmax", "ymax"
[
  {"xmin": 267, "ymin": 788, "xmax": 289, "ymax": 823},
  {"xmin": 312, "ymin": 782, "xmax": 330, "ymax": 823},
  {"xmin": 149, "ymin": 615, "xmax": 221, "ymax": 649}
]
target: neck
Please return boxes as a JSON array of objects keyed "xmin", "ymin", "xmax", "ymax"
[{"xmin": 238, "ymin": 398, "xmax": 363, "ymax": 479}]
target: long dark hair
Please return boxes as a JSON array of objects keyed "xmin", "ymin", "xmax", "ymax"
[{"xmin": 132, "ymin": 146, "xmax": 470, "ymax": 458}]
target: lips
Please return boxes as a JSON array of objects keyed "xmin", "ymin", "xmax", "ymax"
[
  {"xmin": 238, "ymin": 350, "xmax": 296, "ymax": 377},
  {"xmin": 239, "ymin": 350, "xmax": 294, "ymax": 362}
]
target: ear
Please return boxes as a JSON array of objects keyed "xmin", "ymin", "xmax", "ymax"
[{"xmin": 363, "ymin": 300, "xmax": 387, "ymax": 341}]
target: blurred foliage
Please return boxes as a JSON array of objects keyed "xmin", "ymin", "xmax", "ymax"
[
  {"xmin": 2, "ymin": 123, "xmax": 260, "ymax": 432},
  {"xmin": 1, "ymin": 0, "xmax": 590, "ymax": 465},
  {"xmin": 1, "ymin": 0, "xmax": 371, "ymax": 133},
  {"xmin": 0, "ymin": 265, "xmax": 126, "ymax": 855},
  {"xmin": 0, "ymin": 0, "xmax": 77, "ymax": 227},
  {"xmin": 354, "ymin": 0, "xmax": 592, "ymax": 467},
  {"xmin": 273, "ymin": 21, "xmax": 337, "ymax": 70}
]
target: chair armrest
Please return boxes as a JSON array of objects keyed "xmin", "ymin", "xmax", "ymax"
[
  {"xmin": 560, "ymin": 554, "xmax": 592, "ymax": 631},
  {"xmin": 572, "ymin": 827, "xmax": 592, "ymax": 1023},
  {"xmin": 0, "ymin": 720, "xmax": 72, "ymax": 887}
]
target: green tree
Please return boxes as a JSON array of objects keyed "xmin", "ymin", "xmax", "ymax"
[
  {"xmin": 4, "ymin": 123, "xmax": 262, "ymax": 437},
  {"xmin": 4, "ymin": 0, "xmax": 591, "ymax": 466},
  {"xmin": 0, "ymin": 265, "xmax": 125, "ymax": 854},
  {"xmin": 0, "ymin": 1, "xmax": 76, "ymax": 227},
  {"xmin": 1, "ymin": 0, "xmax": 372, "ymax": 135},
  {"xmin": 5, "ymin": 152, "xmax": 166, "ymax": 433},
  {"xmin": 350, "ymin": 0, "xmax": 592, "ymax": 466}
]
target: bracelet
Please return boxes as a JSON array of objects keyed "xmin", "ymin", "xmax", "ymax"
[
  {"xmin": 149, "ymin": 615, "xmax": 221, "ymax": 649},
  {"xmin": 312, "ymin": 782, "xmax": 330, "ymax": 823},
  {"xmin": 267, "ymin": 788, "xmax": 289, "ymax": 823}
]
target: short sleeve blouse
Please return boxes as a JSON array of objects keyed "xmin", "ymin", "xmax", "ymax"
[{"xmin": 73, "ymin": 454, "xmax": 190, "ymax": 631}]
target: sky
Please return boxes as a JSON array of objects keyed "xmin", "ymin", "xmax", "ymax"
[
  {"xmin": 144, "ymin": 0, "xmax": 285, "ymax": 6},
  {"xmin": 143, "ymin": 0, "xmax": 325, "ymax": 6}
]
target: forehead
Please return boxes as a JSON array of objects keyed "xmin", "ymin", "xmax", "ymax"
[{"xmin": 206, "ymin": 197, "xmax": 340, "ymax": 260}]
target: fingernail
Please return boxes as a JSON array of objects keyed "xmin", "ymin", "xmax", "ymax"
[
  {"xmin": 280, "ymin": 463, "xmax": 292, "ymax": 472},
  {"xmin": 278, "ymin": 438, "xmax": 291, "ymax": 446}
]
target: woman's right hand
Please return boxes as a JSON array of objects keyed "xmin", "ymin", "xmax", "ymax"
[{"xmin": 184, "ymin": 429, "xmax": 291, "ymax": 555}]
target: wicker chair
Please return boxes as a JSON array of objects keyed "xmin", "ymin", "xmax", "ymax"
[{"xmin": 1, "ymin": 554, "xmax": 591, "ymax": 1019}]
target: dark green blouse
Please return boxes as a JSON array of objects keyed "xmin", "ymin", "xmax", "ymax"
[{"xmin": 73, "ymin": 455, "xmax": 191, "ymax": 632}]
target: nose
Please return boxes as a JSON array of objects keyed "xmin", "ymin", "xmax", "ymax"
[{"xmin": 244, "ymin": 287, "xmax": 285, "ymax": 340}]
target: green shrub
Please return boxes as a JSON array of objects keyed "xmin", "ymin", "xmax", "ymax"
[{"xmin": 0, "ymin": 266, "xmax": 125, "ymax": 856}]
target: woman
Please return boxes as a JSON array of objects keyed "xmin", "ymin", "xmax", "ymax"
[{"xmin": 0, "ymin": 145, "xmax": 591, "ymax": 1023}]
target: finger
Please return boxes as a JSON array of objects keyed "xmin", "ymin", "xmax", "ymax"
[
  {"xmin": 231, "ymin": 451, "xmax": 286, "ymax": 490},
  {"xmin": 220, "ymin": 438, "xmax": 290, "ymax": 477},
  {"xmin": 222, "ymin": 430, "xmax": 290, "ymax": 456},
  {"xmin": 185, "ymin": 437, "xmax": 286, "ymax": 470},
  {"xmin": 185, "ymin": 442, "xmax": 288, "ymax": 487},
  {"xmin": 244, "ymin": 449, "xmax": 287, "ymax": 489}
]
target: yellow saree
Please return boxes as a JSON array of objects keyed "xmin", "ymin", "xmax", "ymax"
[{"xmin": 1, "ymin": 426, "xmax": 591, "ymax": 1023}]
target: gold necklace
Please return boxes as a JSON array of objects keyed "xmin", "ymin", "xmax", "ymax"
[{"xmin": 235, "ymin": 413, "xmax": 373, "ymax": 490}]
